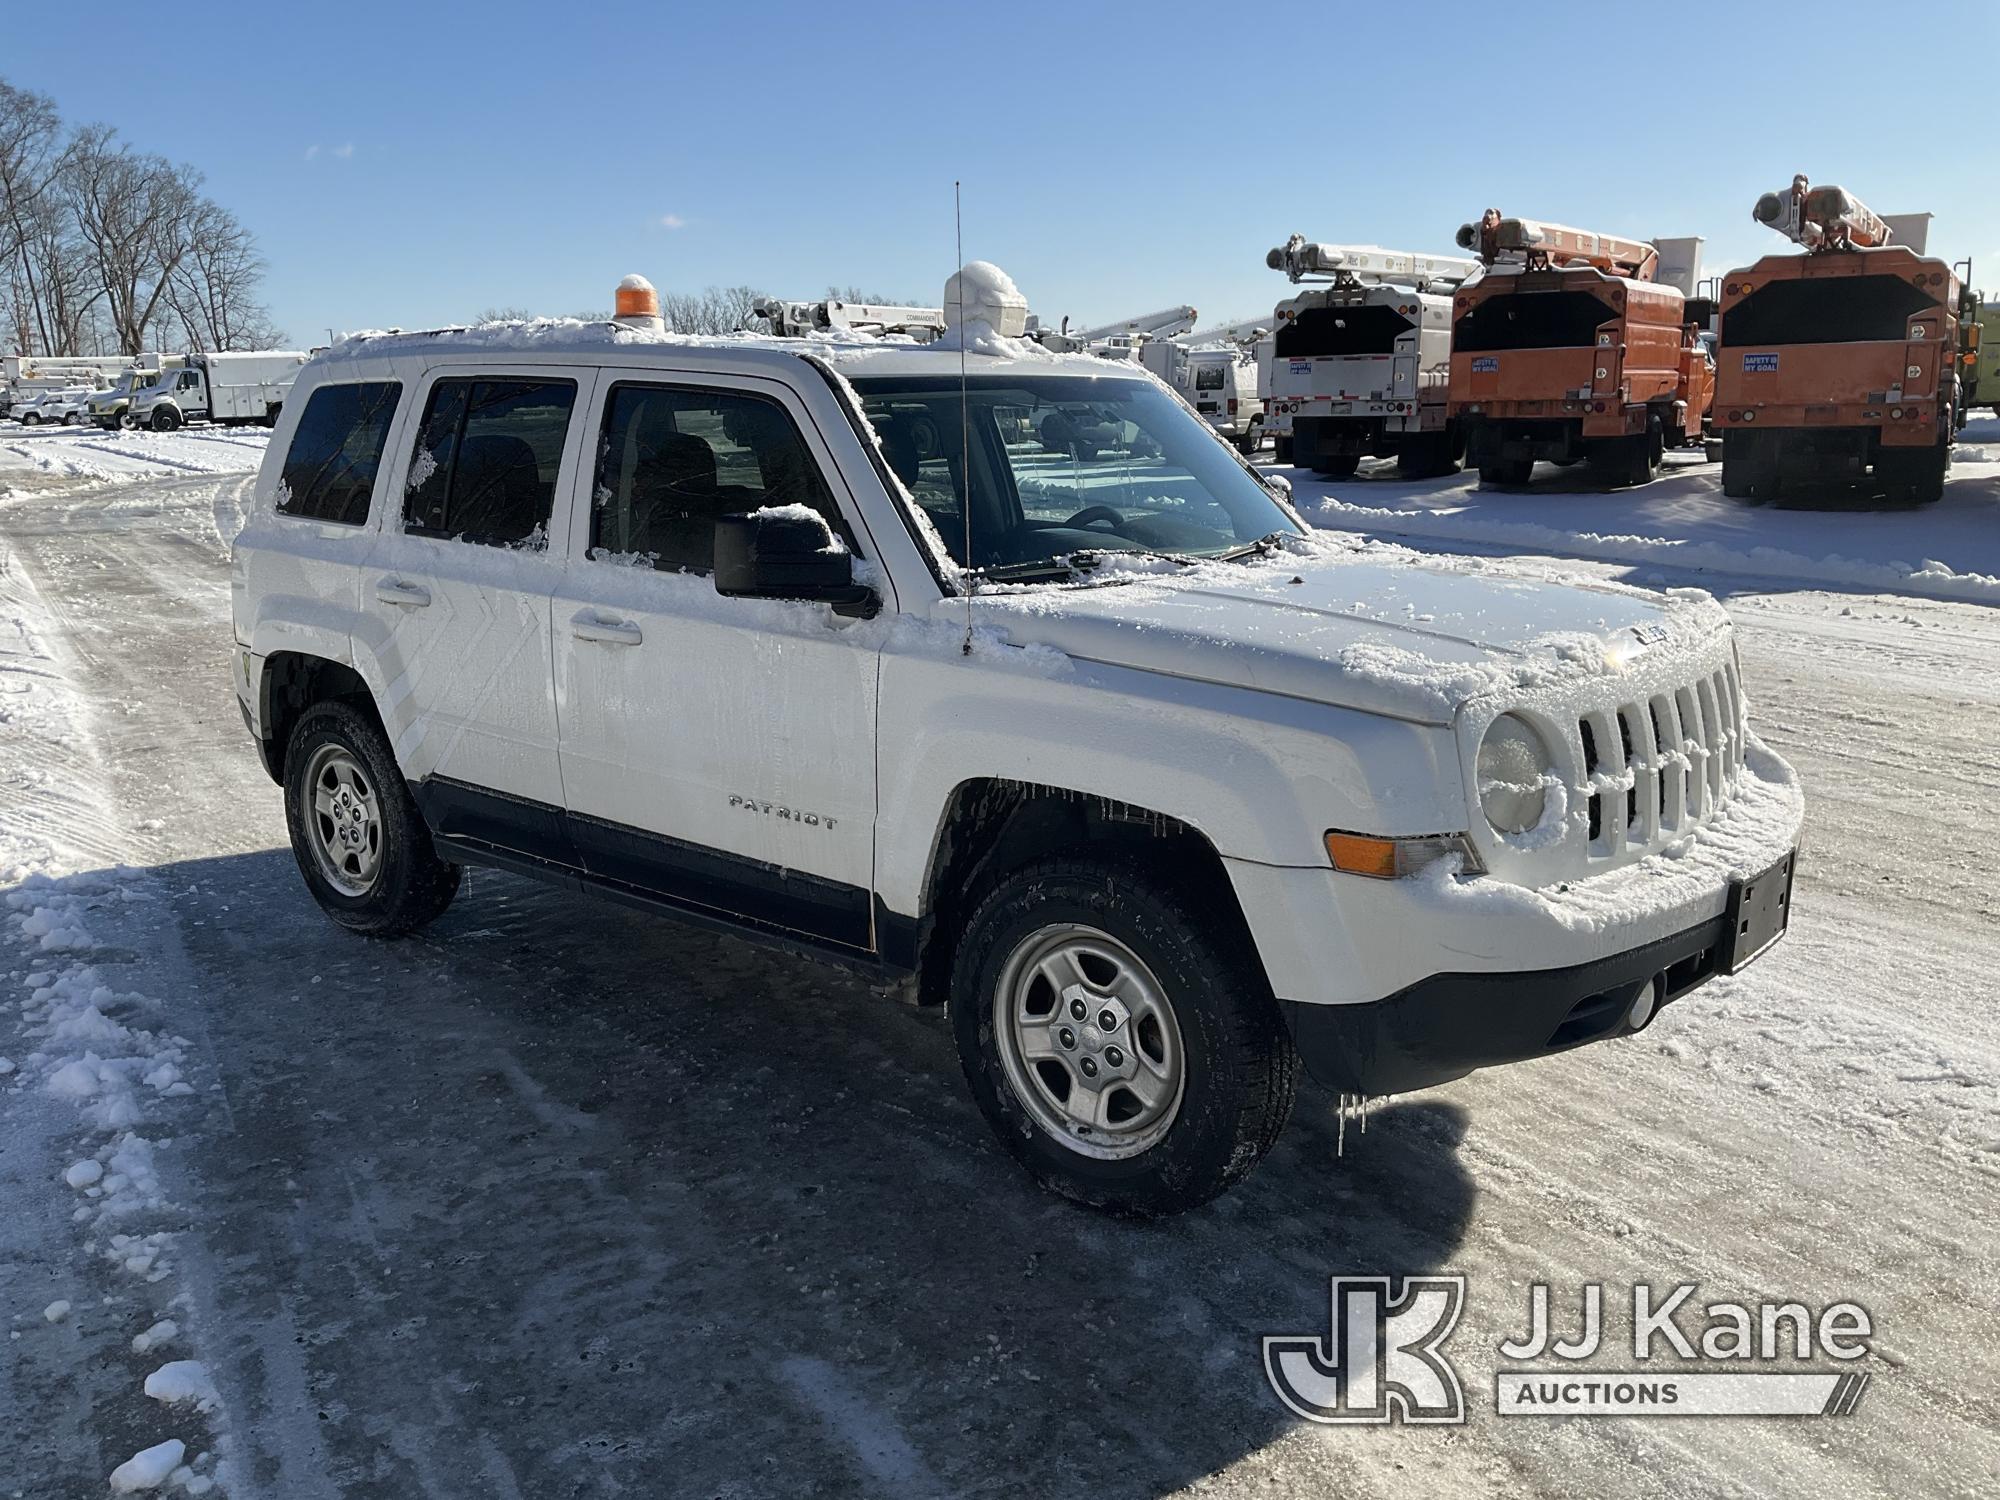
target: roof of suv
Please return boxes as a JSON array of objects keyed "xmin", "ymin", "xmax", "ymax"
[{"xmin": 303, "ymin": 319, "xmax": 1149, "ymax": 385}]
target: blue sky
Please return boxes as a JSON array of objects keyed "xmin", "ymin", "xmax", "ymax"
[{"xmin": 9, "ymin": 1, "xmax": 1997, "ymax": 343}]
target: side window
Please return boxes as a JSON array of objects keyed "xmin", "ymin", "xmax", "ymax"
[
  {"xmin": 589, "ymin": 383, "xmax": 847, "ymax": 573},
  {"xmin": 274, "ymin": 381, "xmax": 402, "ymax": 526},
  {"xmin": 179, "ymin": 370, "xmax": 199, "ymax": 391},
  {"xmin": 1193, "ymin": 364, "xmax": 1225, "ymax": 392},
  {"xmin": 402, "ymin": 377, "xmax": 576, "ymax": 547}
]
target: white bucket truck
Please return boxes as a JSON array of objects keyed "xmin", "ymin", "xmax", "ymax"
[
  {"xmin": 1265, "ymin": 235, "xmax": 1478, "ymax": 477},
  {"xmin": 128, "ymin": 350, "xmax": 309, "ymax": 430}
]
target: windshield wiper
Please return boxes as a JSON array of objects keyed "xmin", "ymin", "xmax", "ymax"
[
  {"xmin": 1216, "ymin": 530, "xmax": 1297, "ymax": 562},
  {"xmin": 969, "ymin": 555, "xmax": 1100, "ymax": 584}
]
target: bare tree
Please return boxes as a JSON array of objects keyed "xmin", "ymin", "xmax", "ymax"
[
  {"xmin": 0, "ymin": 80, "xmax": 72, "ymax": 354},
  {"xmin": 64, "ymin": 127, "xmax": 202, "ymax": 354},
  {"xmin": 162, "ymin": 196, "xmax": 283, "ymax": 350}
]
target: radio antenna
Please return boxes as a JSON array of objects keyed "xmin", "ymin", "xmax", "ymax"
[{"xmin": 956, "ymin": 180, "xmax": 974, "ymax": 655}]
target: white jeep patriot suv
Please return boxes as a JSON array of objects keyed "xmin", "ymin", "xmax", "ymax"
[{"xmin": 230, "ymin": 266, "xmax": 1803, "ymax": 1215}]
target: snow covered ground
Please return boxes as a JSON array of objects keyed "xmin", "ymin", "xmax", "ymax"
[
  {"xmin": 0, "ymin": 423, "xmax": 274, "ymax": 491},
  {"xmin": 0, "ymin": 433, "xmax": 1995, "ymax": 1497}
]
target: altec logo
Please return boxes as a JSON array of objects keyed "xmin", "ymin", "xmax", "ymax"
[{"xmin": 1262, "ymin": 1277, "xmax": 1466, "ymax": 1424}]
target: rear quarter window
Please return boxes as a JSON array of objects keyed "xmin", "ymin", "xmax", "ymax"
[{"xmin": 275, "ymin": 381, "xmax": 404, "ymax": 526}]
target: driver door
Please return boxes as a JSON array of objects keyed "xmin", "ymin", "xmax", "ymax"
[{"xmin": 551, "ymin": 372, "xmax": 883, "ymax": 953}]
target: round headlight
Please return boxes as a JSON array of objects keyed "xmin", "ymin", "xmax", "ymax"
[{"xmin": 1478, "ymin": 714, "xmax": 1553, "ymax": 835}]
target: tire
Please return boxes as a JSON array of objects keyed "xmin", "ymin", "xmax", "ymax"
[
  {"xmin": 283, "ymin": 701, "xmax": 460, "ymax": 937},
  {"xmin": 62, "ymin": 411, "xmax": 78, "ymax": 425},
  {"xmin": 151, "ymin": 405, "xmax": 180, "ymax": 432},
  {"xmin": 264, "ymin": 404, "xmax": 282, "ymax": 429},
  {"xmin": 21, "ymin": 412, "xmax": 38, "ymax": 426},
  {"xmin": 1396, "ymin": 433, "xmax": 1459, "ymax": 479},
  {"xmin": 1481, "ymin": 457, "xmax": 1532, "ymax": 487},
  {"xmin": 1311, "ymin": 453, "xmax": 1360, "ymax": 478},
  {"xmin": 1589, "ymin": 434, "xmax": 1654, "ymax": 487},
  {"xmin": 949, "ymin": 853, "xmax": 1297, "ymax": 1216}
]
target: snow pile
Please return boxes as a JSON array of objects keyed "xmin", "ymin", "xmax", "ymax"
[
  {"xmin": 145, "ymin": 1360, "xmax": 221, "ymax": 1413},
  {"xmin": 1, "ymin": 426, "xmax": 268, "ymax": 488},
  {"xmin": 109, "ymin": 1438, "xmax": 183, "ymax": 1494},
  {"xmin": 0, "ymin": 543, "xmax": 228, "ymax": 1489}
]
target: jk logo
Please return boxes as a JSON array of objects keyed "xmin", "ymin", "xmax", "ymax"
[{"xmin": 1263, "ymin": 1276, "xmax": 1467, "ymax": 1425}]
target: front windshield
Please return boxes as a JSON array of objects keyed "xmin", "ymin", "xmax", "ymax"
[{"xmin": 847, "ymin": 374, "xmax": 1298, "ymax": 575}]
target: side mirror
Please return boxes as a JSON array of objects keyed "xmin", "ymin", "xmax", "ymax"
[
  {"xmin": 713, "ymin": 510, "xmax": 878, "ymax": 618},
  {"xmin": 1261, "ymin": 470, "xmax": 1293, "ymax": 500}
]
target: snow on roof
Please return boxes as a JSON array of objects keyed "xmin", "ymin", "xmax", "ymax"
[{"xmin": 306, "ymin": 314, "xmax": 1120, "ymax": 380}]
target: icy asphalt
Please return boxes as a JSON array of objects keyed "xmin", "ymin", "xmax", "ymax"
[{"xmin": 0, "ymin": 423, "xmax": 1995, "ymax": 1497}]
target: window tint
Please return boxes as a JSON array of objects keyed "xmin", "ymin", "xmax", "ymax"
[
  {"xmin": 403, "ymin": 377, "xmax": 576, "ymax": 546},
  {"xmin": 275, "ymin": 381, "xmax": 402, "ymax": 526},
  {"xmin": 590, "ymin": 383, "xmax": 845, "ymax": 573},
  {"xmin": 1193, "ymin": 364, "xmax": 1226, "ymax": 392}
]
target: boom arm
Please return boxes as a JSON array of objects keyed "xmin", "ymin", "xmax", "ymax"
[
  {"xmin": 1752, "ymin": 176, "xmax": 1893, "ymax": 252},
  {"xmin": 1456, "ymin": 212, "xmax": 1659, "ymax": 279},
  {"xmin": 1266, "ymin": 235, "xmax": 1477, "ymax": 288}
]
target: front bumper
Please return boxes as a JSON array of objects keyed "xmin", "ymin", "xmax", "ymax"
[
  {"xmin": 1225, "ymin": 737, "xmax": 1804, "ymax": 1092},
  {"xmin": 1281, "ymin": 908, "xmax": 1736, "ymax": 1094}
]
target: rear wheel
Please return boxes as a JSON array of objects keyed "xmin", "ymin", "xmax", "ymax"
[
  {"xmin": 284, "ymin": 701, "xmax": 460, "ymax": 936},
  {"xmin": 1396, "ymin": 433, "xmax": 1459, "ymax": 479},
  {"xmin": 1591, "ymin": 432, "xmax": 1656, "ymax": 487},
  {"xmin": 950, "ymin": 853, "xmax": 1297, "ymax": 1216},
  {"xmin": 1273, "ymin": 435, "xmax": 1294, "ymax": 465},
  {"xmin": 1480, "ymin": 457, "xmax": 1533, "ymax": 486},
  {"xmin": 1312, "ymin": 453, "xmax": 1360, "ymax": 478}
]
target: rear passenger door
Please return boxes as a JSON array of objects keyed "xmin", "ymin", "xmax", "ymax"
[
  {"xmin": 550, "ymin": 374, "xmax": 881, "ymax": 952},
  {"xmin": 363, "ymin": 367, "xmax": 590, "ymax": 857}
]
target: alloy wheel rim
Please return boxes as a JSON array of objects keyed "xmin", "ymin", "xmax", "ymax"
[
  {"xmin": 303, "ymin": 744, "xmax": 384, "ymax": 897},
  {"xmin": 993, "ymin": 923, "xmax": 1185, "ymax": 1160}
]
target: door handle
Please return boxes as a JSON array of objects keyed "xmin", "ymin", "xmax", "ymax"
[
  {"xmin": 570, "ymin": 611, "xmax": 643, "ymax": 646},
  {"xmin": 374, "ymin": 578, "xmax": 430, "ymax": 608}
]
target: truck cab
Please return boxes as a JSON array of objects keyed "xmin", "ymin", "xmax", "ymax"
[{"xmin": 230, "ymin": 266, "xmax": 1803, "ymax": 1215}]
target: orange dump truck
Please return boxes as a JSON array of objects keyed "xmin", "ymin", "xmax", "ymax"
[
  {"xmin": 1715, "ymin": 179, "xmax": 1962, "ymax": 506},
  {"xmin": 1449, "ymin": 212, "xmax": 1711, "ymax": 487}
]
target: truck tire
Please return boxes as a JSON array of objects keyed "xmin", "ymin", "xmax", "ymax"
[
  {"xmin": 151, "ymin": 406, "xmax": 180, "ymax": 432},
  {"xmin": 949, "ymin": 852, "xmax": 1297, "ymax": 1216},
  {"xmin": 283, "ymin": 701, "xmax": 461, "ymax": 937},
  {"xmin": 1312, "ymin": 454, "xmax": 1360, "ymax": 478},
  {"xmin": 1396, "ymin": 433, "xmax": 1459, "ymax": 479},
  {"xmin": 1273, "ymin": 436, "xmax": 1294, "ymax": 465},
  {"xmin": 1590, "ymin": 433, "xmax": 1655, "ymax": 487},
  {"xmin": 1480, "ymin": 458, "xmax": 1533, "ymax": 487}
]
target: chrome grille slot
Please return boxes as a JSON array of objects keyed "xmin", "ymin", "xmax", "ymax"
[{"xmin": 1563, "ymin": 652, "xmax": 1750, "ymax": 867}]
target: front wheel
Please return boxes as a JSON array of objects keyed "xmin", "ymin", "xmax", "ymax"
[
  {"xmin": 950, "ymin": 854, "xmax": 1297, "ymax": 1216},
  {"xmin": 151, "ymin": 406, "xmax": 180, "ymax": 432},
  {"xmin": 283, "ymin": 701, "xmax": 460, "ymax": 936}
]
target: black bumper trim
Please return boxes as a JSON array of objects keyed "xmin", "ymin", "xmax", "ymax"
[{"xmin": 1279, "ymin": 914, "xmax": 1732, "ymax": 1096}]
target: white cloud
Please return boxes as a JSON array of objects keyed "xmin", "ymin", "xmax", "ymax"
[
  {"xmin": 659, "ymin": 213, "xmax": 687, "ymax": 230},
  {"xmin": 332, "ymin": 143, "xmax": 355, "ymax": 160}
]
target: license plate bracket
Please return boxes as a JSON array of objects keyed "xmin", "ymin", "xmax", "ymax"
[{"xmin": 1723, "ymin": 850, "xmax": 1796, "ymax": 974}]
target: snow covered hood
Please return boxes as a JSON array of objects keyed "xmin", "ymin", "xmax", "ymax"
[{"xmin": 965, "ymin": 535, "xmax": 1732, "ymax": 723}]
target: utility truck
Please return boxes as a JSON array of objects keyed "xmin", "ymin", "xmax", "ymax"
[
  {"xmin": 128, "ymin": 350, "xmax": 308, "ymax": 430},
  {"xmin": 1449, "ymin": 212, "xmax": 1712, "ymax": 487},
  {"xmin": 228, "ymin": 263, "xmax": 1802, "ymax": 1216},
  {"xmin": 1142, "ymin": 320, "xmax": 1272, "ymax": 454},
  {"xmin": 1265, "ymin": 236, "xmax": 1478, "ymax": 478},
  {"xmin": 1027, "ymin": 305, "xmax": 1199, "ymax": 356},
  {"xmin": 1714, "ymin": 179, "xmax": 1964, "ymax": 505},
  {"xmin": 752, "ymin": 298, "xmax": 946, "ymax": 342}
]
